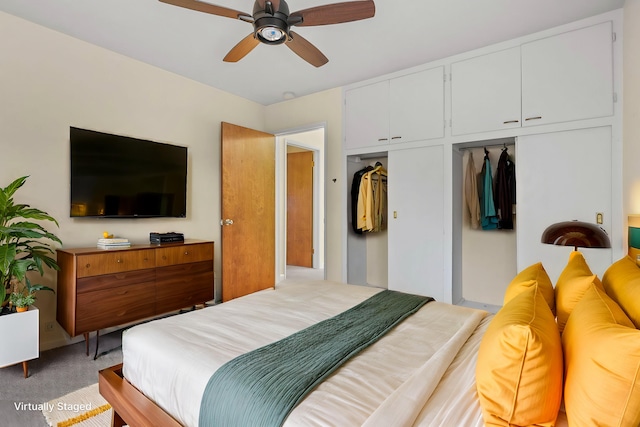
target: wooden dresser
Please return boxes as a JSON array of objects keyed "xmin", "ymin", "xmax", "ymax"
[{"xmin": 56, "ymin": 240, "xmax": 214, "ymax": 340}]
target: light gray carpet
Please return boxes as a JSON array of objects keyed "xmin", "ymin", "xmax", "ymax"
[{"xmin": 0, "ymin": 330, "xmax": 123, "ymax": 427}]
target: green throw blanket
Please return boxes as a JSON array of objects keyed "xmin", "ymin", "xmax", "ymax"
[{"xmin": 198, "ymin": 289, "xmax": 433, "ymax": 427}]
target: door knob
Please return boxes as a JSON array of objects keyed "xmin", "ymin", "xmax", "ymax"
[{"xmin": 220, "ymin": 219, "xmax": 234, "ymax": 226}]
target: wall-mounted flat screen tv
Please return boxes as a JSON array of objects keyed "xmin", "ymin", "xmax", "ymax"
[{"xmin": 70, "ymin": 127, "xmax": 187, "ymax": 218}]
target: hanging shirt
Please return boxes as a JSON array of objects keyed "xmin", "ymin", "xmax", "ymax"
[
  {"xmin": 495, "ymin": 149, "xmax": 516, "ymax": 229},
  {"xmin": 464, "ymin": 152, "xmax": 481, "ymax": 229},
  {"xmin": 479, "ymin": 154, "xmax": 499, "ymax": 230}
]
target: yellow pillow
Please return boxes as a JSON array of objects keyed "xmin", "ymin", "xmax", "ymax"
[
  {"xmin": 476, "ymin": 285, "xmax": 563, "ymax": 427},
  {"xmin": 602, "ymin": 255, "xmax": 640, "ymax": 328},
  {"xmin": 503, "ymin": 262, "xmax": 555, "ymax": 315},
  {"xmin": 562, "ymin": 284, "xmax": 640, "ymax": 427},
  {"xmin": 555, "ymin": 251, "xmax": 602, "ymax": 333}
]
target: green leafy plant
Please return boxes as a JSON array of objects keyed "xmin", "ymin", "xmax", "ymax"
[
  {"xmin": 9, "ymin": 290, "xmax": 36, "ymax": 308},
  {"xmin": 0, "ymin": 176, "xmax": 61, "ymax": 312}
]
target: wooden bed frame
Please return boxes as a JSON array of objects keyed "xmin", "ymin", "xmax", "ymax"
[{"xmin": 98, "ymin": 363, "xmax": 182, "ymax": 427}]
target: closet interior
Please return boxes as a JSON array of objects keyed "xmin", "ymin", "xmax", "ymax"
[
  {"xmin": 347, "ymin": 153, "xmax": 388, "ymax": 289},
  {"xmin": 452, "ymin": 138, "xmax": 517, "ymax": 311}
]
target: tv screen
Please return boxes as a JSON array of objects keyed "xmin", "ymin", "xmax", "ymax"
[{"xmin": 70, "ymin": 127, "xmax": 187, "ymax": 218}]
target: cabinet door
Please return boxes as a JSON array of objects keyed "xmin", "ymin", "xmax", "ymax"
[
  {"xmin": 388, "ymin": 145, "xmax": 445, "ymax": 301},
  {"xmin": 451, "ymin": 47, "xmax": 521, "ymax": 135},
  {"xmin": 389, "ymin": 67, "xmax": 445, "ymax": 143},
  {"xmin": 516, "ymin": 127, "xmax": 612, "ymax": 283},
  {"xmin": 521, "ymin": 21, "xmax": 614, "ymax": 126},
  {"xmin": 344, "ymin": 81, "xmax": 389, "ymax": 149}
]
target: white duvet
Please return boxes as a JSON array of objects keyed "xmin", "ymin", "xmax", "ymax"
[{"xmin": 122, "ymin": 281, "xmax": 490, "ymax": 427}]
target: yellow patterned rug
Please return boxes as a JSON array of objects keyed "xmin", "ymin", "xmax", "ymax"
[{"xmin": 42, "ymin": 383, "xmax": 116, "ymax": 427}]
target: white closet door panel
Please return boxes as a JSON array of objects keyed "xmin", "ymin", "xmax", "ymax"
[
  {"xmin": 521, "ymin": 21, "xmax": 614, "ymax": 126},
  {"xmin": 451, "ymin": 47, "xmax": 521, "ymax": 136},
  {"xmin": 389, "ymin": 67, "xmax": 445, "ymax": 143},
  {"xmin": 345, "ymin": 82, "xmax": 389, "ymax": 149},
  {"xmin": 388, "ymin": 145, "xmax": 445, "ymax": 301},
  {"xmin": 517, "ymin": 127, "xmax": 612, "ymax": 283}
]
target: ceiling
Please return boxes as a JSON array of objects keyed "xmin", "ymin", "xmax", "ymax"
[{"xmin": 0, "ymin": 0, "xmax": 626, "ymax": 105}]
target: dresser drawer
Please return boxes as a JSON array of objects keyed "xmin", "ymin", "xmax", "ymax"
[
  {"xmin": 156, "ymin": 261, "xmax": 214, "ymax": 313},
  {"xmin": 77, "ymin": 269, "xmax": 156, "ymax": 294},
  {"xmin": 76, "ymin": 281, "xmax": 156, "ymax": 333},
  {"xmin": 155, "ymin": 243, "xmax": 213, "ymax": 267},
  {"xmin": 76, "ymin": 249, "xmax": 156, "ymax": 278}
]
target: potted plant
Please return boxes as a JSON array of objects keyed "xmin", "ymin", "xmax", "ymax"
[{"xmin": 0, "ymin": 176, "xmax": 61, "ymax": 315}]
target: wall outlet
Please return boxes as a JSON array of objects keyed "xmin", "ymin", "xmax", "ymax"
[{"xmin": 45, "ymin": 321, "xmax": 55, "ymax": 332}]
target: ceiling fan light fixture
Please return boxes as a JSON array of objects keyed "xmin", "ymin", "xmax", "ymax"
[{"xmin": 258, "ymin": 25, "xmax": 286, "ymax": 42}]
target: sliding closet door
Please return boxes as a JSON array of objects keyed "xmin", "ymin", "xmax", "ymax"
[
  {"xmin": 388, "ymin": 145, "xmax": 445, "ymax": 301},
  {"xmin": 517, "ymin": 127, "xmax": 612, "ymax": 282}
]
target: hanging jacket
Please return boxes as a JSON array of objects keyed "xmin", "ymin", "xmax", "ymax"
[
  {"xmin": 479, "ymin": 153, "xmax": 499, "ymax": 230},
  {"xmin": 464, "ymin": 151, "xmax": 481, "ymax": 229},
  {"xmin": 350, "ymin": 166, "xmax": 373, "ymax": 234},
  {"xmin": 495, "ymin": 149, "xmax": 516, "ymax": 229}
]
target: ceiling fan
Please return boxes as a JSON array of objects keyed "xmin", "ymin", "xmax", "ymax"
[{"xmin": 159, "ymin": 0, "xmax": 376, "ymax": 67}]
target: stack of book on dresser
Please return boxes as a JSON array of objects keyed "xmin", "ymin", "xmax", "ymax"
[{"xmin": 97, "ymin": 238, "xmax": 131, "ymax": 249}]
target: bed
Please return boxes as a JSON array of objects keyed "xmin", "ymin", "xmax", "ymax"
[{"xmin": 99, "ymin": 279, "xmax": 572, "ymax": 427}]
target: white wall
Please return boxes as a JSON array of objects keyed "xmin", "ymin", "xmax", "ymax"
[
  {"xmin": 0, "ymin": 11, "xmax": 265, "ymax": 349},
  {"xmin": 625, "ymin": 0, "xmax": 640, "ymax": 219}
]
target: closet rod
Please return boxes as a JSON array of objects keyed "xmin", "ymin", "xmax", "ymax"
[{"xmin": 456, "ymin": 142, "xmax": 515, "ymax": 152}]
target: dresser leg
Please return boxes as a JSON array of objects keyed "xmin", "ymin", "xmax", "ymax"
[
  {"xmin": 22, "ymin": 361, "xmax": 28, "ymax": 378},
  {"xmin": 84, "ymin": 332, "xmax": 90, "ymax": 356},
  {"xmin": 93, "ymin": 329, "xmax": 100, "ymax": 360}
]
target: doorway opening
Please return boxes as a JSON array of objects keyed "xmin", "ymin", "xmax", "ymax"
[{"xmin": 275, "ymin": 125, "xmax": 326, "ymax": 283}]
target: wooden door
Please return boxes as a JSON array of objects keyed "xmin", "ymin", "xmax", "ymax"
[
  {"xmin": 287, "ymin": 151, "xmax": 314, "ymax": 267},
  {"xmin": 221, "ymin": 122, "xmax": 275, "ymax": 302}
]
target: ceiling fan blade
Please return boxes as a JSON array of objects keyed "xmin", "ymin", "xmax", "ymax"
[
  {"xmin": 286, "ymin": 31, "xmax": 328, "ymax": 67},
  {"xmin": 223, "ymin": 33, "xmax": 260, "ymax": 62},
  {"xmin": 290, "ymin": 0, "xmax": 375, "ymax": 27},
  {"xmin": 159, "ymin": 0, "xmax": 252, "ymax": 21}
]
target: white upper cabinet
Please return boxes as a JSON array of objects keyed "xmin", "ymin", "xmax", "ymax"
[
  {"xmin": 521, "ymin": 21, "xmax": 614, "ymax": 127},
  {"xmin": 345, "ymin": 81, "xmax": 389, "ymax": 150},
  {"xmin": 389, "ymin": 67, "xmax": 445, "ymax": 144},
  {"xmin": 451, "ymin": 47, "xmax": 521, "ymax": 136},
  {"xmin": 451, "ymin": 21, "xmax": 614, "ymax": 136},
  {"xmin": 345, "ymin": 67, "xmax": 445, "ymax": 150}
]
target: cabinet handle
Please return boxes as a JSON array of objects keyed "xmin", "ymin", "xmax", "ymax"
[
  {"xmin": 503, "ymin": 120, "xmax": 519, "ymax": 124},
  {"xmin": 391, "ymin": 136, "xmax": 402, "ymax": 140},
  {"xmin": 525, "ymin": 116, "xmax": 542, "ymax": 121},
  {"xmin": 85, "ymin": 264, "xmax": 91, "ymax": 269},
  {"xmin": 184, "ymin": 251, "xmax": 189, "ymax": 256},
  {"xmin": 378, "ymin": 138, "xmax": 388, "ymax": 141},
  {"xmin": 116, "ymin": 259, "xmax": 122, "ymax": 263}
]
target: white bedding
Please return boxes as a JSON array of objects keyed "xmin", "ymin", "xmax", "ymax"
[{"xmin": 122, "ymin": 281, "xmax": 498, "ymax": 426}]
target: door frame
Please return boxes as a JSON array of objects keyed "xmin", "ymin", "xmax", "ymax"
[{"xmin": 274, "ymin": 123, "xmax": 326, "ymax": 282}]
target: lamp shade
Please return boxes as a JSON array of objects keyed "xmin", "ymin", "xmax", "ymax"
[{"xmin": 541, "ymin": 220, "xmax": 611, "ymax": 250}]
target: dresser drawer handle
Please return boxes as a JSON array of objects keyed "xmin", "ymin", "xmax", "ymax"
[
  {"xmin": 85, "ymin": 263, "xmax": 91, "ymax": 269},
  {"xmin": 116, "ymin": 259, "xmax": 122, "ymax": 263},
  {"xmin": 184, "ymin": 251, "xmax": 189, "ymax": 256},
  {"xmin": 117, "ymin": 311, "xmax": 127, "ymax": 317}
]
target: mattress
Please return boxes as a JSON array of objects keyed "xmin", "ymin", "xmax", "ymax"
[{"xmin": 122, "ymin": 280, "xmax": 563, "ymax": 426}]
